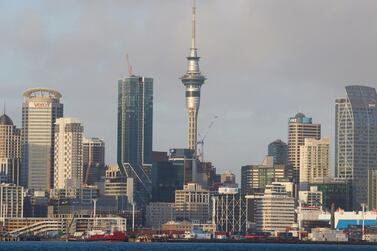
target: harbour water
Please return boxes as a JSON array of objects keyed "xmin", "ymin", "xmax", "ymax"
[{"xmin": 0, "ymin": 242, "xmax": 376, "ymax": 251}]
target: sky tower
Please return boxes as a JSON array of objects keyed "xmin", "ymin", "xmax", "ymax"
[{"xmin": 180, "ymin": 0, "xmax": 206, "ymax": 155}]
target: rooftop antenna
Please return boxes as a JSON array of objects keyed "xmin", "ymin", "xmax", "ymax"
[
  {"xmin": 3, "ymin": 101, "xmax": 5, "ymax": 115},
  {"xmin": 126, "ymin": 53, "xmax": 134, "ymax": 76},
  {"xmin": 192, "ymin": 0, "xmax": 196, "ymax": 49}
]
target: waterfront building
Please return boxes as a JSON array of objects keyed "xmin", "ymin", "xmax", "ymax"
[
  {"xmin": 335, "ymin": 85, "xmax": 377, "ymax": 209},
  {"xmin": 299, "ymin": 137, "xmax": 330, "ymax": 190},
  {"xmin": 213, "ymin": 187, "xmax": 246, "ymax": 234},
  {"xmin": 310, "ymin": 177, "xmax": 353, "ymax": 211},
  {"xmin": 175, "ymin": 183, "xmax": 210, "ymax": 223},
  {"xmin": 180, "ymin": 1, "xmax": 206, "ymax": 154},
  {"xmin": 241, "ymin": 156, "xmax": 292, "ymax": 195},
  {"xmin": 21, "ymin": 88, "xmax": 63, "ymax": 191},
  {"xmin": 146, "ymin": 202, "xmax": 176, "ymax": 229},
  {"xmin": 255, "ymin": 183, "xmax": 295, "ymax": 234},
  {"xmin": 54, "ymin": 118, "xmax": 83, "ymax": 190},
  {"xmin": 288, "ymin": 113, "xmax": 321, "ymax": 179},
  {"xmin": 0, "ymin": 113, "xmax": 21, "ymax": 185},
  {"xmin": 117, "ymin": 74, "xmax": 153, "ymax": 208},
  {"xmin": 83, "ymin": 137, "xmax": 105, "ymax": 185},
  {"xmin": 268, "ymin": 139, "xmax": 289, "ymax": 165},
  {"xmin": 0, "ymin": 183, "xmax": 23, "ymax": 218}
]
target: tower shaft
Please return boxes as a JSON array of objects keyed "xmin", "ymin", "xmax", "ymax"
[{"xmin": 180, "ymin": 0, "xmax": 206, "ymax": 156}]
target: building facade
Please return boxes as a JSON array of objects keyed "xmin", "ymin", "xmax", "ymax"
[
  {"xmin": 21, "ymin": 88, "xmax": 63, "ymax": 191},
  {"xmin": 241, "ymin": 156, "xmax": 293, "ymax": 195},
  {"xmin": 83, "ymin": 137, "xmax": 105, "ymax": 185},
  {"xmin": 335, "ymin": 85, "xmax": 377, "ymax": 209},
  {"xmin": 146, "ymin": 202, "xmax": 176, "ymax": 229},
  {"xmin": 368, "ymin": 169, "xmax": 377, "ymax": 210},
  {"xmin": 0, "ymin": 183, "xmax": 24, "ymax": 218},
  {"xmin": 0, "ymin": 114, "xmax": 21, "ymax": 185},
  {"xmin": 299, "ymin": 137, "xmax": 330, "ymax": 190},
  {"xmin": 255, "ymin": 183, "xmax": 295, "ymax": 234},
  {"xmin": 54, "ymin": 118, "xmax": 83, "ymax": 190},
  {"xmin": 268, "ymin": 139, "xmax": 289, "ymax": 165},
  {"xmin": 175, "ymin": 183, "xmax": 210, "ymax": 223},
  {"xmin": 117, "ymin": 75, "xmax": 153, "ymax": 208},
  {"xmin": 288, "ymin": 113, "xmax": 321, "ymax": 173}
]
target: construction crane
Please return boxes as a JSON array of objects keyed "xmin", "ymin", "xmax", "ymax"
[
  {"xmin": 197, "ymin": 115, "xmax": 218, "ymax": 162},
  {"xmin": 126, "ymin": 53, "xmax": 134, "ymax": 76}
]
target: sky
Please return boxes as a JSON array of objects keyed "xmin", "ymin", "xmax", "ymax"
[{"xmin": 1, "ymin": 0, "xmax": 377, "ymax": 180}]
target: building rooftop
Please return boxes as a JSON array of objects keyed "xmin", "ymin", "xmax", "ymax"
[{"xmin": 0, "ymin": 114, "xmax": 13, "ymax": 125}]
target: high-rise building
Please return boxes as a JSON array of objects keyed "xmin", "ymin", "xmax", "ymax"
[
  {"xmin": 21, "ymin": 88, "xmax": 63, "ymax": 191},
  {"xmin": 288, "ymin": 113, "xmax": 321, "ymax": 173},
  {"xmin": 175, "ymin": 183, "xmax": 210, "ymax": 223},
  {"xmin": 54, "ymin": 117, "xmax": 83, "ymax": 190},
  {"xmin": 152, "ymin": 161, "xmax": 184, "ymax": 203},
  {"xmin": 117, "ymin": 75, "xmax": 153, "ymax": 208},
  {"xmin": 169, "ymin": 148, "xmax": 196, "ymax": 185},
  {"xmin": 241, "ymin": 156, "xmax": 293, "ymax": 195},
  {"xmin": 299, "ymin": 137, "xmax": 330, "ymax": 190},
  {"xmin": 255, "ymin": 183, "xmax": 295, "ymax": 234},
  {"xmin": 83, "ymin": 137, "xmax": 105, "ymax": 185},
  {"xmin": 0, "ymin": 183, "xmax": 24, "ymax": 218},
  {"xmin": 310, "ymin": 177, "xmax": 353, "ymax": 211},
  {"xmin": 335, "ymin": 85, "xmax": 377, "ymax": 209},
  {"xmin": 268, "ymin": 139, "xmax": 289, "ymax": 165},
  {"xmin": 180, "ymin": 1, "xmax": 206, "ymax": 154},
  {"xmin": 0, "ymin": 113, "xmax": 21, "ymax": 185}
]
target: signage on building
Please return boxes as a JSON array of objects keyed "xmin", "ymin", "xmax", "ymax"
[{"xmin": 30, "ymin": 102, "xmax": 50, "ymax": 109}]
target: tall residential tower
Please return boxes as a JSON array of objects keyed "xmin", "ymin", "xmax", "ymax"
[
  {"xmin": 180, "ymin": 1, "xmax": 206, "ymax": 154},
  {"xmin": 117, "ymin": 75, "xmax": 153, "ymax": 208}
]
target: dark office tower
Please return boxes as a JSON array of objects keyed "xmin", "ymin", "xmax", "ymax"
[
  {"xmin": 169, "ymin": 148, "xmax": 196, "ymax": 185},
  {"xmin": 83, "ymin": 137, "xmax": 105, "ymax": 185},
  {"xmin": 335, "ymin": 85, "xmax": 377, "ymax": 209},
  {"xmin": 268, "ymin": 139, "xmax": 288, "ymax": 165},
  {"xmin": 180, "ymin": 1, "xmax": 206, "ymax": 154},
  {"xmin": 21, "ymin": 88, "xmax": 63, "ymax": 191},
  {"xmin": 117, "ymin": 75, "xmax": 153, "ymax": 208},
  {"xmin": 0, "ymin": 114, "xmax": 21, "ymax": 185}
]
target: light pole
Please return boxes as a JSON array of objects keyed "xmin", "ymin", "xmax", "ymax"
[{"xmin": 361, "ymin": 203, "xmax": 366, "ymax": 241}]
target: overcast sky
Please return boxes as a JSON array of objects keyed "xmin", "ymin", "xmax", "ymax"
[{"xmin": 1, "ymin": 0, "xmax": 377, "ymax": 180}]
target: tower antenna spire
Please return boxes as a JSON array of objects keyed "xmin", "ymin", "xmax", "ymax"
[
  {"xmin": 3, "ymin": 101, "xmax": 5, "ymax": 115},
  {"xmin": 126, "ymin": 53, "xmax": 134, "ymax": 76},
  {"xmin": 192, "ymin": 0, "xmax": 196, "ymax": 49}
]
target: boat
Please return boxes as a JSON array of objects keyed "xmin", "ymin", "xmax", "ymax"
[{"xmin": 84, "ymin": 230, "xmax": 127, "ymax": 242}]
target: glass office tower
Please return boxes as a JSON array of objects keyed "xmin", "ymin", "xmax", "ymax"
[{"xmin": 335, "ymin": 85, "xmax": 377, "ymax": 209}]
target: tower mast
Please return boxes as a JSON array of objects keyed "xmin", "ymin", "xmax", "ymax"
[{"xmin": 180, "ymin": 0, "xmax": 206, "ymax": 158}]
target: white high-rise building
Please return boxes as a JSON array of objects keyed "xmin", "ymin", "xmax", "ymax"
[
  {"xmin": 255, "ymin": 183, "xmax": 295, "ymax": 234},
  {"xmin": 54, "ymin": 117, "xmax": 83, "ymax": 189},
  {"xmin": 299, "ymin": 137, "xmax": 330, "ymax": 190},
  {"xmin": 21, "ymin": 88, "xmax": 63, "ymax": 191}
]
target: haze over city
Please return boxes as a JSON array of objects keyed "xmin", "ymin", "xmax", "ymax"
[{"xmin": 1, "ymin": 0, "xmax": 377, "ymax": 178}]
